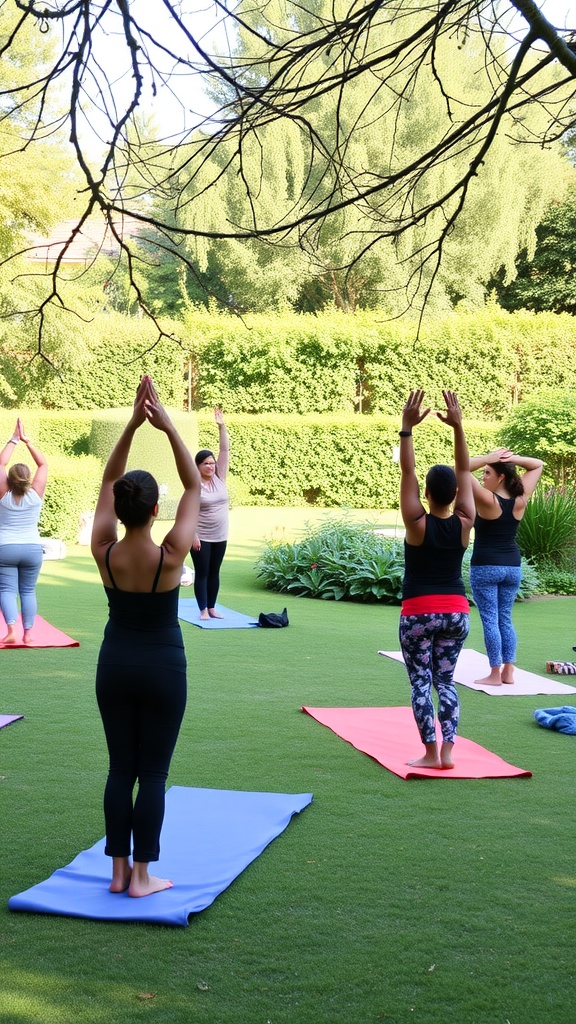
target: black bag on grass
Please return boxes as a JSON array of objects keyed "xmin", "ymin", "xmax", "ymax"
[{"xmin": 258, "ymin": 608, "xmax": 289, "ymax": 628}]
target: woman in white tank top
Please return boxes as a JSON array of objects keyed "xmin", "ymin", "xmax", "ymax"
[{"xmin": 0, "ymin": 418, "xmax": 48, "ymax": 644}]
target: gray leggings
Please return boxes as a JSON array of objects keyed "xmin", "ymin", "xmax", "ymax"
[{"xmin": 0, "ymin": 543, "xmax": 43, "ymax": 629}]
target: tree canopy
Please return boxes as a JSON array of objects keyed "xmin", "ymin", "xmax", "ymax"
[
  {"xmin": 1, "ymin": 0, "xmax": 576, "ymax": 346},
  {"xmin": 492, "ymin": 187, "xmax": 576, "ymax": 314}
]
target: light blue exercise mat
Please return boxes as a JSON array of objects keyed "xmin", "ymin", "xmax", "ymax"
[
  {"xmin": 178, "ymin": 598, "xmax": 259, "ymax": 628},
  {"xmin": 8, "ymin": 786, "xmax": 313, "ymax": 926}
]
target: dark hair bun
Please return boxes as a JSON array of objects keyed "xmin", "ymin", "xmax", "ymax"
[{"xmin": 113, "ymin": 470, "xmax": 159, "ymax": 528}]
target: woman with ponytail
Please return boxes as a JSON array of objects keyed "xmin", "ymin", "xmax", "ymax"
[
  {"xmin": 469, "ymin": 448, "xmax": 544, "ymax": 686},
  {"xmin": 91, "ymin": 377, "xmax": 200, "ymax": 898},
  {"xmin": 0, "ymin": 418, "xmax": 48, "ymax": 644}
]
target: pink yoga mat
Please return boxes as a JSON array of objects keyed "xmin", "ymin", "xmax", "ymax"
[
  {"xmin": 0, "ymin": 614, "xmax": 79, "ymax": 649},
  {"xmin": 302, "ymin": 705, "xmax": 532, "ymax": 780}
]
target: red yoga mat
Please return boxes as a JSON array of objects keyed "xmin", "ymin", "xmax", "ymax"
[
  {"xmin": 302, "ymin": 705, "xmax": 532, "ymax": 780},
  {"xmin": 0, "ymin": 614, "xmax": 79, "ymax": 649}
]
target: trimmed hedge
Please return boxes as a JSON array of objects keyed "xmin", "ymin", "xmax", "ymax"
[
  {"xmin": 4, "ymin": 312, "xmax": 186, "ymax": 410},
  {"xmin": 197, "ymin": 411, "xmax": 499, "ymax": 509},
  {"xmin": 6, "ymin": 306, "xmax": 576, "ymax": 421},
  {"xmin": 0, "ymin": 410, "xmax": 94, "ymax": 457},
  {"xmin": 184, "ymin": 306, "xmax": 576, "ymax": 419},
  {"xmin": 39, "ymin": 454, "xmax": 102, "ymax": 542},
  {"xmin": 89, "ymin": 409, "xmax": 198, "ymax": 520}
]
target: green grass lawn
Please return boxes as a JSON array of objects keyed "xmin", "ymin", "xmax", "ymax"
[{"xmin": 1, "ymin": 507, "xmax": 575, "ymax": 1024}]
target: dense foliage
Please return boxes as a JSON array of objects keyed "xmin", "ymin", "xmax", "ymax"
[
  {"xmin": 39, "ymin": 454, "xmax": 102, "ymax": 543},
  {"xmin": 493, "ymin": 190, "xmax": 576, "ymax": 315},
  {"xmin": 0, "ymin": 407, "xmax": 197, "ymax": 539},
  {"xmin": 517, "ymin": 487, "xmax": 576, "ymax": 568},
  {"xmin": 89, "ymin": 409, "xmax": 198, "ymax": 520},
  {"xmin": 125, "ymin": 3, "xmax": 569, "ymax": 317},
  {"xmin": 2, "ymin": 311, "xmax": 186, "ymax": 410},
  {"xmin": 4, "ymin": 303, "xmax": 576, "ymax": 422}
]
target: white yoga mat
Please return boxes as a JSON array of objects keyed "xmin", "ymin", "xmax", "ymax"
[{"xmin": 378, "ymin": 648, "xmax": 576, "ymax": 696}]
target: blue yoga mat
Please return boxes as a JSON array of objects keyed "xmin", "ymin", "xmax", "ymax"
[
  {"xmin": 178, "ymin": 599, "xmax": 259, "ymax": 629},
  {"xmin": 8, "ymin": 786, "xmax": 313, "ymax": 926}
]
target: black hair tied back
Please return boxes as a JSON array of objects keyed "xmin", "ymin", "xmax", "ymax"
[{"xmin": 113, "ymin": 470, "xmax": 159, "ymax": 528}]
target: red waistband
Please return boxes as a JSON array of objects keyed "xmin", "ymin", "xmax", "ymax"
[{"xmin": 401, "ymin": 594, "xmax": 470, "ymax": 615}]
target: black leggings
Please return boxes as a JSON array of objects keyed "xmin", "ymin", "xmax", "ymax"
[
  {"xmin": 190, "ymin": 539, "xmax": 227, "ymax": 611},
  {"xmin": 96, "ymin": 659, "xmax": 186, "ymax": 863}
]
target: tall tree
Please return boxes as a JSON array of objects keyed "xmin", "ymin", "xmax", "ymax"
[
  {"xmin": 0, "ymin": 6, "xmax": 81, "ymax": 391},
  {"xmin": 492, "ymin": 185, "xmax": 576, "ymax": 315},
  {"xmin": 159, "ymin": 3, "xmax": 569, "ymax": 314}
]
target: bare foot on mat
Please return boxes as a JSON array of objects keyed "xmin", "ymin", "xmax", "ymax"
[
  {"xmin": 440, "ymin": 742, "xmax": 455, "ymax": 769},
  {"xmin": 475, "ymin": 672, "xmax": 502, "ymax": 687},
  {"xmin": 128, "ymin": 875, "xmax": 174, "ymax": 898},
  {"xmin": 407, "ymin": 755, "xmax": 443, "ymax": 769},
  {"xmin": 110, "ymin": 858, "xmax": 132, "ymax": 893}
]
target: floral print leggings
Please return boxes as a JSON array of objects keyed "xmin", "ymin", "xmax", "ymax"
[{"xmin": 399, "ymin": 612, "xmax": 470, "ymax": 745}]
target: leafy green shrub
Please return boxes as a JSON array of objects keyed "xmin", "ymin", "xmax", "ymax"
[
  {"xmin": 183, "ymin": 306, "xmax": 576, "ymax": 418},
  {"xmin": 4, "ymin": 312, "xmax": 186, "ymax": 410},
  {"xmin": 6, "ymin": 305, "xmax": 576, "ymax": 417},
  {"xmin": 499, "ymin": 392, "xmax": 576, "ymax": 486},
  {"xmin": 255, "ymin": 517, "xmax": 404, "ymax": 603},
  {"xmin": 39, "ymin": 454, "xmax": 102, "ymax": 542},
  {"xmin": 0, "ymin": 410, "xmax": 94, "ymax": 457},
  {"xmin": 534, "ymin": 566, "xmax": 576, "ymax": 596},
  {"xmin": 517, "ymin": 487, "xmax": 576, "ymax": 564}
]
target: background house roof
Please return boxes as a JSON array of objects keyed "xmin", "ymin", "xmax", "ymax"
[{"xmin": 26, "ymin": 216, "xmax": 144, "ymax": 265}]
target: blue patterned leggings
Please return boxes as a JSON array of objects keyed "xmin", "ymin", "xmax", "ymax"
[
  {"xmin": 399, "ymin": 612, "xmax": 470, "ymax": 745},
  {"xmin": 470, "ymin": 564, "xmax": 522, "ymax": 668}
]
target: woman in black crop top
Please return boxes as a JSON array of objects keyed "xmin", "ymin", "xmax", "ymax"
[
  {"xmin": 469, "ymin": 448, "xmax": 543, "ymax": 686},
  {"xmin": 91, "ymin": 377, "xmax": 201, "ymax": 898},
  {"xmin": 399, "ymin": 390, "xmax": 475, "ymax": 769}
]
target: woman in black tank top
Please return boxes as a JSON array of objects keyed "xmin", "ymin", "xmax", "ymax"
[
  {"xmin": 398, "ymin": 390, "xmax": 475, "ymax": 770},
  {"xmin": 468, "ymin": 448, "xmax": 543, "ymax": 686},
  {"xmin": 91, "ymin": 377, "xmax": 201, "ymax": 899}
]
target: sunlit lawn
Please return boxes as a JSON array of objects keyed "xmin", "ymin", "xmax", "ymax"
[{"xmin": 1, "ymin": 507, "xmax": 574, "ymax": 1024}]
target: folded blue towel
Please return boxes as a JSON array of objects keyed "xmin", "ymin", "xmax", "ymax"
[{"xmin": 534, "ymin": 706, "xmax": 576, "ymax": 735}]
